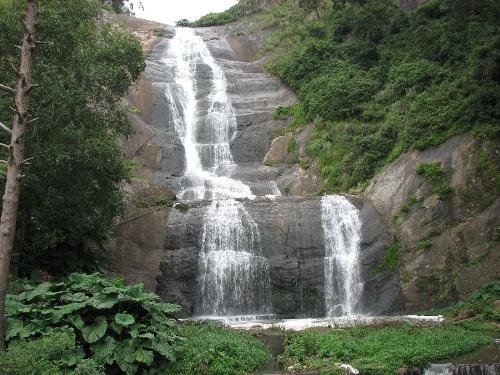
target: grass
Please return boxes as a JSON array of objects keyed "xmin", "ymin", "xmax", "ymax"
[
  {"xmin": 416, "ymin": 161, "xmax": 452, "ymax": 198},
  {"xmin": 281, "ymin": 282, "xmax": 500, "ymax": 374},
  {"xmin": 280, "ymin": 322, "xmax": 496, "ymax": 375},
  {"xmin": 374, "ymin": 243, "xmax": 401, "ymax": 274},
  {"xmin": 164, "ymin": 322, "xmax": 271, "ymax": 375}
]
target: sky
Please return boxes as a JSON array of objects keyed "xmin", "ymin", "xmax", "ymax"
[{"xmin": 132, "ymin": 0, "xmax": 239, "ymax": 25}]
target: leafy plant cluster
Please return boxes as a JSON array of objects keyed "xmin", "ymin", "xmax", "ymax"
[
  {"xmin": 424, "ymin": 281, "xmax": 500, "ymax": 322},
  {"xmin": 5, "ymin": 273, "xmax": 182, "ymax": 374},
  {"xmin": 263, "ymin": 0, "xmax": 499, "ymax": 191},
  {"xmin": 0, "ymin": 0, "xmax": 145, "ymax": 275},
  {"xmin": 164, "ymin": 322, "xmax": 271, "ymax": 375},
  {"xmin": 374, "ymin": 243, "xmax": 401, "ymax": 274},
  {"xmin": 281, "ymin": 321, "xmax": 495, "ymax": 375},
  {"xmin": 416, "ymin": 161, "xmax": 452, "ymax": 198},
  {"xmin": 0, "ymin": 331, "xmax": 82, "ymax": 375},
  {"xmin": 185, "ymin": 0, "xmax": 263, "ymax": 27}
]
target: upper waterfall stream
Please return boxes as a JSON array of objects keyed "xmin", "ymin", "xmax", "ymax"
[{"xmin": 165, "ymin": 28, "xmax": 271, "ymax": 316}]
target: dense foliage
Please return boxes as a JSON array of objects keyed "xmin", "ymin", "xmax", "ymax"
[
  {"xmin": 282, "ymin": 281, "xmax": 499, "ymax": 374},
  {"xmin": 424, "ymin": 281, "xmax": 500, "ymax": 322},
  {"xmin": 5, "ymin": 273, "xmax": 182, "ymax": 374},
  {"xmin": 2, "ymin": 275, "xmax": 271, "ymax": 374},
  {"xmin": 164, "ymin": 322, "xmax": 271, "ymax": 375},
  {"xmin": 0, "ymin": 0, "xmax": 145, "ymax": 274},
  {"xmin": 263, "ymin": 0, "xmax": 499, "ymax": 191},
  {"xmin": 281, "ymin": 322, "xmax": 495, "ymax": 375},
  {"xmin": 187, "ymin": 0, "xmax": 262, "ymax": 27}
]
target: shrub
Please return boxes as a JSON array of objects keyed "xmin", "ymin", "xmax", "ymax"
[
  {"xmin": 0, "ymin": 332, "xmax": 77, "ymax": 375},
  {"xmin": 389, "ymin": 59, "xmax": 440, "ymax": 95},
  {"xmin": 164, "ymin": 322, "xmax": 271, "ymax": 375},
  {"xmin": 262, "ymin": 0, "xmax": 499, "ymax": 192},
  {"xmin": 5, "ymin": 273, "xmax": 182, "ymax": 375},
  {"xmin": 375, "ymin": 243, "xmax": 401, "ymax": 273},
  {"xmin": 288, "ymin": 137, "xmax": 298, "ymax": 154},
  {"xmin": 416, "ymin": 161, "xmax": 452, "ymax": 198},
  {"xmin": 282, "ymin": 323, "xmax": 494, "ymax": 375}
]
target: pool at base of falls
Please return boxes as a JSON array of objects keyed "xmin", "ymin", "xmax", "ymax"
[{"xmin": 188, "ymin": 314, "xmax": 444, "ymax": 331}]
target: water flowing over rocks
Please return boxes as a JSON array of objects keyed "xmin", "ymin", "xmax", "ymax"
[{"xmin": 105, "ymin": 22, "xmax": 403, "ymax": 318}]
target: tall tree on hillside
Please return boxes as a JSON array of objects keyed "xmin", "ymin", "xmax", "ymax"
[
  {"xmin": 0, "ymin": 0, "xmax": 38, "ymax": 350},
  {"xmin": 298, "ymin": 0, "xmax": 321, "ymax": 20}
]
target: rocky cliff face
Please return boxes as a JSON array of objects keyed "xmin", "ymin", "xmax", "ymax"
[
  {"xmin": 105, "ymin": 15, "xmax": 498, "ymax": 318},
  {"xmin": 103, "ymin": 18, "xmax": 401, "ymax": 318},
  {"xmin": 364, "ymin": 134, "xmax": 499, "ymax": 312}
]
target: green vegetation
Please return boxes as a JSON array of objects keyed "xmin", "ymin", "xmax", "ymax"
[
  {"xmin": 415, "ymin": 238, "xmax": 432, "ymax": 251},
  {"xmin": 188, "ymin": 0, "xmax": 262, "ymax": 27},
  {"xmin": 164, "ymin": 322, "xmax": 271, "ymax": 375},
  {"xmin": 5, "ymin": 273, "xmax": 182, "ymax": 374},
  {"xmin": 424, "ymin": 281, "xmax": 500, "ymax": 322},
  {"xmin": 282, "ymin": 282, "xmax": 500, "ymax": 375},
  {"xmin": 2, "ymin": 275, "xmax": 271, "ymax": 374},
  {"xmin": 288, "ymin": 137, "xmax": 298, "ymax": 154},
  {"xmin": 260, "ymin": 0, "xmax": 499, "ymax": 191},
  {"xmin": 0, "ymin": 0, "xmax": 145, "ymax": 275},
  {"xmin": 299, "ymin": 158, "xmax": 311, "ymax": 170},
  {"xmin": 416, "ymin": 161, "xmax": 452, "ymax": 198},
  {"xmin": 401, "ymin": 195, "xmax": 421, "ymax": 213},
  {"xmin": 137, "ymin": 195, "xmax": 173, "ymax": 209},
  {"xmin": 0, "ymin": 331, "xmax": 79, "ymax": 375},
  {"xmin": 281, "ymin": 322, "xmax": 495, "ymax": 375},
  {"xmin": 127, "ymin": 104, "xmax": 141, "ymax": 114},
  {"xmin": 375, "ymin": 243, "xmax": 401, "ymax": 273},
  {"xmin": 271, "ymin": 104, "xmax": 308, "ymax": 138}
]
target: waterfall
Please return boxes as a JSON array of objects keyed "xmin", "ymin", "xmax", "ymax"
[
  {"xmin": 165, "ymin": 28, "xmax": 271, "ymax": 316},
  {"xmin": 321, "ymin": 195, "xmax": 363, "ymax": 316}
]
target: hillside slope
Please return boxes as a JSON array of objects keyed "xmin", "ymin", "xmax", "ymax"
[{"xmin": 189, "ymin": 0, "xmax": 499, "ymax": 310}]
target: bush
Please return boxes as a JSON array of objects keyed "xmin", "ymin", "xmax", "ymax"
[
  {"xmin": 375, "ymin": 243, "xmax": 401, "ymax": 273},
  {"xmin": 416, "ymin": 161, "xmax": 452, "ymax": 198},
  {"xmin": 389, "ymin": 59, "xmax": 441, "ymax": 95},
  {"xmin": 282, "ymin": 323, "xmax": 494, "ymax": 375},
  {"xmin": 164, "ymin": 322, "xmax": 271, "ymax": 375},
  {"xmin": 0, "ymin": 331, "xmax": 77, "ymax": 375},
  {"xmin": 5, "ymin": 273, "xmax": 182, "ymax": 375},
  {"xmin": 263, "ymin": 0, "xmax": 499, "ymax": 191}
]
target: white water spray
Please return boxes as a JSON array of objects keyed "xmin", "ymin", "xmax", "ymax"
[
  {"xmin": 321, "ymin": 195, "xmax": 363, "ymax": 316},
  {"xmin": 165, "ymin": 28, "xmax": 271, "ymax": 316}
]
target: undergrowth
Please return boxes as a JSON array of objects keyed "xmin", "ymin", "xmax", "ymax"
[{"xmin": 260, "ymin": 0, "xmax": 499, "ymax": 192}]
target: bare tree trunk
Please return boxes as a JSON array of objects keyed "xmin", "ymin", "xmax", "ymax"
[
  {"xmin": 315, "ymin": 6, "xmax": 321, "ymax": 20},
  {"xmin": 0, "ymin": 0, "xmax": 38, "ymax": 350}
]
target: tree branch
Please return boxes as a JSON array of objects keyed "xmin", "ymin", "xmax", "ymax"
[
  {"xmin": 28, "ymin": 117, "xmax": 39, "ymax": 124},
  {"xmin": 0, "ymin": 143, "xmax": 10, "ymax": 150},
  {"xmin": 0, "ymin": 84, "xmax": 15, "ymax": 95},
  {"xmin": 0, "ymin": 122, "xmax": 12, "ymax": 134}
]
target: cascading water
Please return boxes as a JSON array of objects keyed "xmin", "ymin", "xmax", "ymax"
[
  {"xmin": 321, "ymin": 195, "xmax": 363, "ymax": 316},
  {"xmin": 165, "ymin": 27, "xmax": 271, "ymax": 316}
]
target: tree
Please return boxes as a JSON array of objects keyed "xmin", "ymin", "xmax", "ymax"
[
  {"xmin": 0, "ymin": 0, "xmax": 38, "ymax": 350},
  {"xmin": 298, "ymin": 0, "xmax": 321, "ymax": 20},
  {"xmin": 0, "ymin": 0, "xmax": 145, "ymax": 283}
]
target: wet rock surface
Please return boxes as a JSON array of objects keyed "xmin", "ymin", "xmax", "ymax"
[
  {"xmin": 105, "ymin": 19, "xmax": 400, "ymax": 318},
  {"xmin": 158, "ymin": 196, "xmax": 396, "ymax": 317}
]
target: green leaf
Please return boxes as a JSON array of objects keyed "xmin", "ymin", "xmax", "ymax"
[
  {"xmin": 135, "ymin": 347, "xmax": 154, "ymax": 366},
  {"xmin": 5, "ymin": 319, "xmax": 23, "ymax": 340},
  {"xmin": 67, "ymin": 314, "xmax": 85, "ymax": 329},
  {"xmin": 115, "ymin": 313, "xmax": 135, "ymax": 326},
  {"xmin": 91, "ymin": 294, "xmax": 118, "ymax": 309},
  {"xmin": 152, "ymin": 337, "xmax": 176, "ymax": 361},
  {"xmin": 81, "ymin": 316, "xmax": 108, "ymax": 343},
  {"xmin": 91, "ymin": 336, "xmax": 116, "ymax": 365}
]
